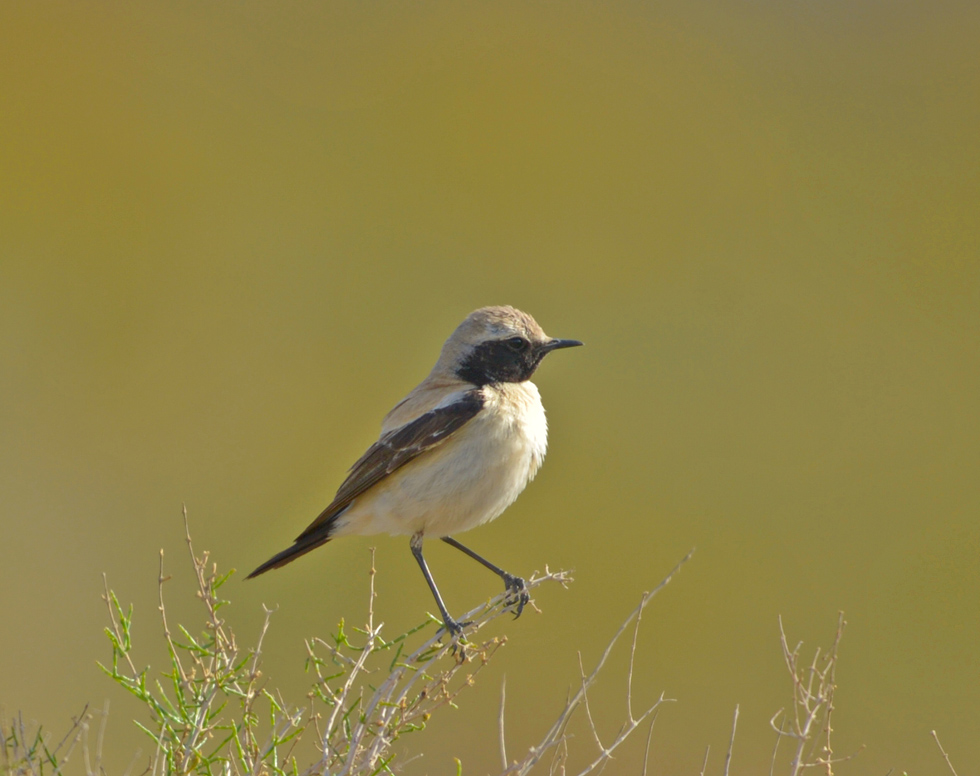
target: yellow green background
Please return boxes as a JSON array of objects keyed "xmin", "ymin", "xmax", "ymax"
[{"xmin": 2, "ymin": 2, "xmax": 978, "ymax": 773}]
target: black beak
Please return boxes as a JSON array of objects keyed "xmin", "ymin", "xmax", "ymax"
[{"xmin": 543, "ymin": 338, "xmax": 584, "ymax": 352}]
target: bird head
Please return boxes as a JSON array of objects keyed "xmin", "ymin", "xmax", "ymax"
[{"xmin": 437, "ymin": 306, "xmax": 583, "ymax": 386}]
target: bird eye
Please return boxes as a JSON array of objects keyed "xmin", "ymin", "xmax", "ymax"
[{"xmin": 506, "ymin": 336, "xmax": 528, "ymax": 351}]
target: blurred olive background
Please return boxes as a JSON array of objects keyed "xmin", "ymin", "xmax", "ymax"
[{"xmin": 2, "ymin": 2, "xmax": 978, "ymax": 773}]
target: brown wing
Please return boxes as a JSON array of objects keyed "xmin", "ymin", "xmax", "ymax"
[{"xmin": 294, "ymin": 389, "xmax": 485, "ymax": 541}]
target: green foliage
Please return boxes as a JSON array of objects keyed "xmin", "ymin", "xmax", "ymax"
[
  {"xmin": 10, "ymin": 514, "xmax": 918, "ymax": 776},
  {"xmin": 97, "ymin": 550, "xmax": 297, "ymax": 776},
  {"xmin": 92, "ymin": 515, "xmax": 550, "ymax": 776},
  {"xmin": 2, "ymin": 712, "xmax": 71, "ymax": 776}
]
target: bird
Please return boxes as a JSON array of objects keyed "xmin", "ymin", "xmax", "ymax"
[{"xmin": 247, "ymin": 305, "xmax": 582, "ymax": 642}]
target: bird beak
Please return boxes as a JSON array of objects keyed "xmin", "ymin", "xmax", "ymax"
[{"xmin": 544, "ymin": 338, "xmax": 584, "ymax": 352}]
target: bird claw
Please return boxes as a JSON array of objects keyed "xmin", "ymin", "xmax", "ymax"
[
  {"xmin": 439, "ymin": 617, "xmax": 472, "ymax": 658},
  {"xmin": 502, "ymin": 573, "xmax": 530, "ymax": 619}
]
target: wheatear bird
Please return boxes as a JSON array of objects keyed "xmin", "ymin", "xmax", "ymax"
[{"xmin": 247, "ymin": 306, "xmax": 581, "ymax": 640}]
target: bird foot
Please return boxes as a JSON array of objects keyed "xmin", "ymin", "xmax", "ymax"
[
  {"xmin": 502, "ymin": 573, "xmax": 530, "ymax": 619},
  {"xmin": 439, "ymin": 617, "xmax": 473, "ymax": 658}
]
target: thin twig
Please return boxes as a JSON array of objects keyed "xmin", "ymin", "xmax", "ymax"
[
  {"xmin": 931, "ymin": 730, "xmax": 960, "ymax": 776},
  {"xmin": 156, "ymin": 550, "xmax": 188, "ymax": 684},
  {"xmin": 640, "ymin": 709, "xmax": 658, "ymax": 776},
  {"xmin": 50, "ymin": 703, "xmax": 92, "ymax": 763},
  {"xmin": 577, "ymin": 652, "xmax": 605, "ymax": 754},
  {"xmin": 769, "ymin": 712, "xmax": 786, "ymax": 776},
  {"xmin": 723, "ymin": 704, "xmax": 739, "ymax": 776},
  {"xmin": 627, "ymin": 590, "xmax": 644, "ymax": 725},
  {"xmin": 510, "ymin": 552, "xmax": 692, "ymax": 776},
  {"xmin": 773, "ymin": 613, "xmax": 861, "ymax": 776},
  {"xmin": 503, "ymin": 550, "xmax": 692, "ymax": 776},
  {"xmin": 94, "ymin": 699, "xmax": 110, "ymax": 776},
  {"xmin": 499, "ymin": 676, "xmax": 509, "ymax": 771},
  {"xmin": 820, "ymin": 613, "xmax": 845, "ymax": 776}
]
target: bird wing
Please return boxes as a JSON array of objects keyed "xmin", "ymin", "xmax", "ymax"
[{"xmin": 295, "ymin": 389, "xmax": 485, "ymax": 541}]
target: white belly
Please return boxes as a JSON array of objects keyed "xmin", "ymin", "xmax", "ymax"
[{"xmin": 333, "ymin": 382, "xmax": 548, "ymax": 538}]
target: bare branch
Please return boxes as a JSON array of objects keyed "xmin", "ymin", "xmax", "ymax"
[
  {"xmin": 772, "ymin": 612, "xmax": 862, "ymax": 776},
  {"xmin": 501, "ymin": 550, "xmax": 693, "ymax": 776},
  {"xmin": 640, "ymin": 710, "xmax": 657, "ymax": 776},
  {"xmin": 931, "ymin": 730, "xmax": 960, "ymax": 776},
  {"xmin": 769, "ymin": 710, "xmax": 786, "ymax": 776},
  {"xmin": 499, "ymin": 676, "xmax": 508, "ymax": 771},
  {"xmin": 723, "ymin": 704, "xmax": 738, "ymax": 776}
]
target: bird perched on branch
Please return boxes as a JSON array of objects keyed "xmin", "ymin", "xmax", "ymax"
[{"xmin": 247, "ymin": 305, "xmax": 582, "ymax": 642}]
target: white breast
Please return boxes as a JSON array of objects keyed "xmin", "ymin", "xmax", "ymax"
[{"xmin": 335, "ymin": 382, "xmax": 549, "ymax": 538}]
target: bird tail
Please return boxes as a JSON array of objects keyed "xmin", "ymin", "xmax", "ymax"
[{"xmin": 246, "ymin": 531, "xmax": 333, "ymax": 579}]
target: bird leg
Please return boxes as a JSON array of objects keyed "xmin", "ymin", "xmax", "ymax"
[
  {"xmin": 410, "ymin": 532, "xmax": 469, "ymax": 649},
  {"xmin": 441, "ymin": 536, "xmax": 530, "ymax": 618}
]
